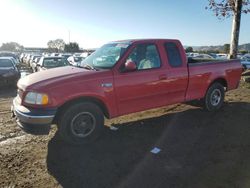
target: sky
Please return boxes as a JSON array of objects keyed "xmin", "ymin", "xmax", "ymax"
[{"xmin": 0, "ymin": 0, "xmax": 249, "ymax": 48}]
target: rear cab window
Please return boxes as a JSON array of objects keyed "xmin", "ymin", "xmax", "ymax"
[{"xmin": 164, "ymin": 42, "xmax": 183, "ymax": 67}]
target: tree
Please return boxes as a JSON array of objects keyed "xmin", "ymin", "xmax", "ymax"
[
  {"xmin": 223, "ymin": 43, "xmax": 230, "ymax": 53},
  {"xmin": 206, "ymin": 0, "xmax": 250, "ymax": 59},
  {"xmin": 185, "ymin": 47, "xmax": 193, "ymax": 53},
  {"xmin": 0, "ymin": 42, "xmax": 24, "ymax": 52},
  {"xmin": 47, "ymin": 39, "xmax": 65, "ymax": 52},
  {"xmin": 239, "ymin": 50, "xmax": 248, "ymax": 54},
  {"xmin": 64, "ymin": 42, "xmax": 80, "ymax": 52}
]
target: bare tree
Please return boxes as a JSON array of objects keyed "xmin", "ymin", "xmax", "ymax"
[
  {"xmin": 47, "ymin": 39, "xmax": 65, "ymax": 52},
  {"xmin": 64, "ymin": 42, "xmax": 80, "ymax": 53},
  {"xmin": 0, "ymin": 42, "xmax": 24, "ymax": 52},
  {"xmin": 206, "ymin": 0, "xmax": 250, "ymax": 59}
]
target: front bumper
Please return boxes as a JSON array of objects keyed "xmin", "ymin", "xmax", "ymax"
[{"xmin": 11, "ymin": 97, "xmax": 57, "ymax": 135}]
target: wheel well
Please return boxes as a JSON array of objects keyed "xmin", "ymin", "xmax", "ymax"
[
  {"xmin": 53, "ymin": 97, "xmax": 110, "ymax": 124},
  {"xmin": 210, "ymin": 78, "xmax": 227, "ymax": 90}
]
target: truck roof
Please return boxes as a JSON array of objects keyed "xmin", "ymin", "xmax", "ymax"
[{"xmin": 112, "ymin": 39, "xmax": 180, "ymax": 44}]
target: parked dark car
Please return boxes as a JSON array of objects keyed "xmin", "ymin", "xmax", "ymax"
[
  {"xmin": 36, "ymin": 56, "xmax": 70, "ymax": 71},
  {"xmin": 241, "ymin": 54, "xmax": 250, "ymax": 71},
  {"xmin": 0, "ymin": 57, "xmax": 20, "ymax": 87},
  {"xmin": 0, "ymin": 51, "xmax": 18, "ymax": 60},
  {"xmin": 10, "ymin": 57, "xmax": 21, "ymax": 67}
]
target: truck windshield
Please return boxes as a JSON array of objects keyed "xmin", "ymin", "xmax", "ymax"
[{"xmin": 81, "ymin": 42, "xmax": 131, "ymax": 69}]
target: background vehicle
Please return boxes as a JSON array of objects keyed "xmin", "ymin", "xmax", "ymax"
[
  {"xmin": 241, "ymin": 54, "xmax": 250, "ymax": 71},
  {"xmin": 31, "ymin": 56, "xmax": 42, "ymax": 72},
  {"xmin": 9, "ymin": 57, "xmax": 21, "ymax": 69},
  {"xmin": 0, "ymin": 52, "xmax": 20, "ymax": 67},
  {"xmin": 216, "ymin": 53, "xmax": 228, "ymax": 60},
  {"xmin": 0, "ymin": 57, "xmax": 20, "ymax": 87},
  {"xmin": 0, "ymin": 51, "xmax": 19, "ymax": 60},
  {"xmin": 12, "ymin": 39, "xmax": 242, "ymax": 145},
  {"xmin": 50, "ymin": 53, "xmax": 60, "ymax": 56},
  {"xmin": 60, "ymin": 53, "xmax": 72, "ymax": 59},
  {"xmin": 36, "ymin": 56, "xmax": 70, "ymax": 71},
  {"xmin": 28, "ymin": 55, "xmax": 41, "ymax": 67},
  {"xmin": 193, "ymin": 54, "xmax": 215, "ymax": 59},
  {"xmin": 19, "ymin": 53, "xmax": 26, "ymax": 63},
  {"xmin": 186, "ymin": 52, "xmax": 199, "ymax": 57},
  {"xmin": 23, "ymin": 54, "xmax": 29, "ymax": 64},
  {"xmin": 67, "ymin": 56, "xmax": 85, "ymax": 67}
]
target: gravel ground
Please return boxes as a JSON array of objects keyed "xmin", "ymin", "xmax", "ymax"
[{"xmin": 0, "ymin": 69, "xmax": 250, "ymax": 188}]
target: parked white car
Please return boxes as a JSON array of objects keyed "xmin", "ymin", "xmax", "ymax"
[
  {"xmin": 216, "ymin": 53, "xmax": 228, "ymax": 60},
  {"xmin": 193, "ymin": 54, "xmax": 215, "ymax": 59},
  {"xmin": 186, "ymin": 52, "xmax": 199, "ymax": 57},
  {"xmin": 67, "ymin": 56, "xmax": 85, "ymax": 67}
]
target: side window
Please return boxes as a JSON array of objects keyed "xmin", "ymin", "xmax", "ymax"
[
  {"xmin": 164, "ymin": 42, "xmax": 182, "ymax": 67},
  {"xmin": 125, "ymin": 44, "xmax": 161, "ymax": 70}
]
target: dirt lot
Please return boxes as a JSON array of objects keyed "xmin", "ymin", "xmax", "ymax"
[{"xmin": 0, "ymin": 71, "xmax": 250, "ymax": 188}]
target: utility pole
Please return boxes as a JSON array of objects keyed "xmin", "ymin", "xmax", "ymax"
[{"xmin": 229, "ymin": 0, "xmax": 243, "ymax": 59}]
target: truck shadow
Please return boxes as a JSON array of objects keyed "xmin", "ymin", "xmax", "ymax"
[{"xmin": 47, "ymin": 102, "xmax": 250, "ymax": 188}]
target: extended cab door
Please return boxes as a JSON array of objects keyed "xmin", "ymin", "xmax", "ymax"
[
  {"xmin": 113, "ymin": 43, "xmax": 170, "ymax": 116},
  {"xmin": 161, "ymin": 41, "xmax": 189, "ymax": 103}
]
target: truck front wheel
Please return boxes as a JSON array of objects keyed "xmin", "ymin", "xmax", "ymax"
[
  {"xmin": 204, "ymin": 82, "xmax": 225, "ymax": 111},
  {"xmin": 58, "ymin": 102, "xmax": 104, "ymax": 145}
]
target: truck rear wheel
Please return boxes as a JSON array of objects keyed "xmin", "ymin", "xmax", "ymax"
[
  {"xmin": 204, "ymin": 82, "xmax": 225, "ymax": 111},
  {"xmin": 58, "ymin": 102, "xmax": 104, "ymax": 145}
]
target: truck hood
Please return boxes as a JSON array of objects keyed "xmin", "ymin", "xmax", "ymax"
[{"xmin": 18, "ymin": 66, "xmax": 101, "ymax": 90}]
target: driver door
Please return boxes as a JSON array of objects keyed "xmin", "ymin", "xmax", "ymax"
[{"xmin": 114, "ymin": 43, "xmax": 169, "ymax": 116}]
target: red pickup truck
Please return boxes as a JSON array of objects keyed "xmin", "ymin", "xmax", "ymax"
[{"xmin": 12, "ymin": 39, "xmax": 242, "ymax": 144}]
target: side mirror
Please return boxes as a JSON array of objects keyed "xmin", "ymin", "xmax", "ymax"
[{"xmin": 124, "ymin": 61, "xmax": 136, "ymax": 72}]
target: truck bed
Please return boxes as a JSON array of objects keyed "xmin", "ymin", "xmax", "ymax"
[{"xmin": 185, "ymin": 59, "xmax": 242, "ymax": 101}]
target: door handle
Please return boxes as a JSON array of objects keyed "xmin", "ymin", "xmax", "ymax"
[{"xmin": 159, "ymin": 74, "xmax": 167, "ymax": 80}]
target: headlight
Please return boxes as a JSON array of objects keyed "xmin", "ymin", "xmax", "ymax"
[{"xmin": 24, "ymin": 92, "xmax": 49, "ymax": 105}]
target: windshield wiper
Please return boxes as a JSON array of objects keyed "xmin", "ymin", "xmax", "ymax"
[{"xmin": 82, "ymin": 63, "xmax": 98, "ymax": 71}]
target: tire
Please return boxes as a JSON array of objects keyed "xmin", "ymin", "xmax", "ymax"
[
  {"xmin": 204, "ymin": 82, "xmax": 225, "ymax": 111},
  {"xmin": 58, "ymin": 102, "xmax": 104, "ymax": 145}
]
